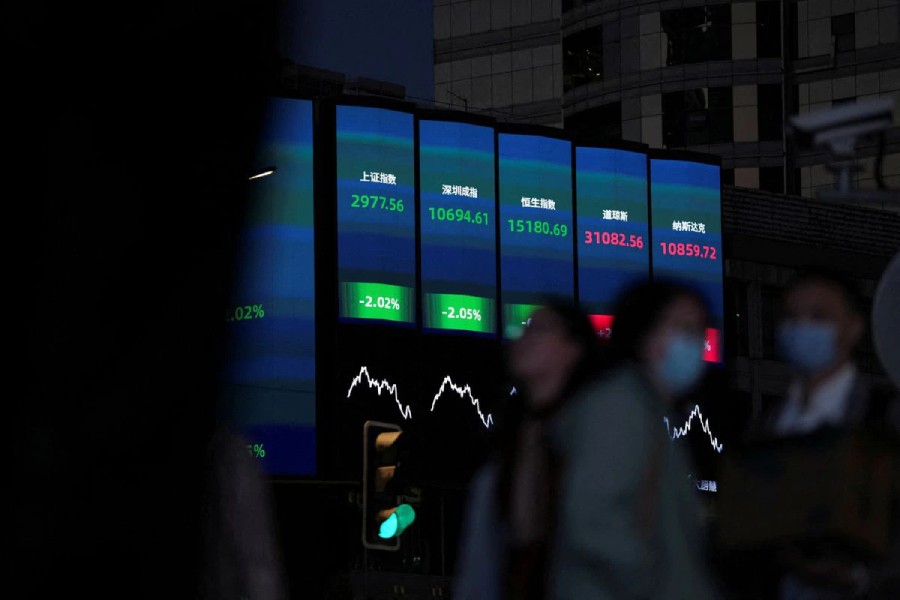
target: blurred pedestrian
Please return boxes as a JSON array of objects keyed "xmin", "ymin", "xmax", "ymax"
[
  {"xmin": 547, "ymin": 278, "xmax": 721, "ymax": 599},
  {"xmin": 737, "ymin": 268, "xmax": 900, "ymax": 600},
  {"xmin": 454, "ymin": 297, "xmax": 602, "ymax": 600},
  {"xmin": 753, "ymin": 268, "xmax": 900, "ymax": 438},
  {"xmin": 10, "ymin": 1, "xmax": 285, "ymax": 597}
]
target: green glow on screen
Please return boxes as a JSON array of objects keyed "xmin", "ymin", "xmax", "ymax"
[
  {"xmin": 424, "ymin": 293, "xmax": 495, "ymax": 334},
  {"xmin": 503, "ymin": 303, "xmax": 543, "ymax": 339},
  {"xmin": 340, "ymin": 281, "xmax": 414, "ymax": 323}
]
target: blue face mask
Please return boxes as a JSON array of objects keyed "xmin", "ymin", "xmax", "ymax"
[
  {"xmin": 657, "ymin": 333, "xmax": 706, "ymax": 396},
  {"xmin": 777, "ymin": 320, "xmax": 838, "ymax": 374}
]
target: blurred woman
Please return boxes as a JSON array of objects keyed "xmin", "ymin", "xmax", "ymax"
[
  {"xmin": 454, "ymin": 297, "xmax": 601, "ymax": 600},
  {"xmin": 547, "ymin": 278, "xmax": 721, "ymax": 599}
]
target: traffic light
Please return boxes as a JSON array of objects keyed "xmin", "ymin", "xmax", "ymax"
[{"xmin": 362, "ymin": 420, "xmax": 418, "ymax": 550}]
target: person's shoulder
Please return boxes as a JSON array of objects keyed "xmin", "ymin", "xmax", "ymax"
[
  {"xmin": 579, "ymin": 361, "xmax": 649, "ymax": 399},
  {"xmin": 552, "ymin": 362, "xmax": 657, "ymax": 444},
  {"xmin": 857, "ymin": 373, "xmax": 900, "ymax": 435}
]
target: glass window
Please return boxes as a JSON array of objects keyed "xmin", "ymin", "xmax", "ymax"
[
  {"xmin": 833, "ymin": 96, "xmax": 857, "ymax": 107},
  {"xmin": 759, "ymin": 166, "xmax": 784, "ymax": 194},
  {"xmin": 564, "ymin": 102, "xmax": 622, "ymax": 139},
  {"xmin": 757, "ymin": 84, "xmax": 783, "ymax": 142},
  {"xmin": 725, "ymin": 278, "xmax": 750, "ymax": 358},
  {"xmin": 721, "ymin": 168, "xmax": 735, "ymax": 186},
  {"xmin": 788, "ymin": 2, "xmax": 799, "ymax": 60},
  {"xmin": 707, "ymin": 87, "xmax": 733, "ymax": 143},
  {"xmin": 760, "ymin": 285, "xmax": 783, "ymax": 358},
  {"xmin": 756, "ymin": 1, "xmax": 782, "ymax": 58},
  {"xmin": 662, "ymin": 5, "xmax": 732, "ymax": 65},
  {"xmin": 832, "ymin": 14, "xmax": 855, "ymax": 53},
  {"xmin": 563, "ymin": 27, "xmax": 604, "ymax": 92},
  {"xmin": 663, "ymin": 87, "xmax": 734, "ymax": 147}
]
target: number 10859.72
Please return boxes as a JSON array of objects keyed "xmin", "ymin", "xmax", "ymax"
[{"xmin": 659, "ymin": 242, "xmax": 717, "ymax": 260}]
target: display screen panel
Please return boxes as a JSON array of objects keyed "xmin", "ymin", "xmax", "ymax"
[
  {"xmin": 650, "ymin": 156, "xmax": 724, "ymax": 363},
  {"xmin": 498, "ymin": 132, "xmax": 574, "ymax": 339},
  {"xmin": 419, "ymin": 119, "xmax": 497, "ymax": 336},
  {"xmin": 221, "ymin": 96, "xmax": 316, "ymax": 476},
  {"xmin": 575, "ymin": 146, "xmax": 650, "ymax": 337},
  {"xmin": 336, "ymin": 104, "xmax": 416, "ymax": 325}
]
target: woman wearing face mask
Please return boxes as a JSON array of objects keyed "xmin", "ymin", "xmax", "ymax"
[
  {"xmin": 454, "ymin": 297, "xmax": 602, "ymax": 600},
  {"xmin": 545, "ymin": 279, "xmax": 721, "ymax": 600}
]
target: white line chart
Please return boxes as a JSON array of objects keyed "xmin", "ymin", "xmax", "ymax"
[
  {"xmin": 663, "ymin": 404, "xmax": 724, "ymax": 453},
  {"xmin": 346, "ymin": 366, "xmax": 413, "ymax": 420},
  {"xmin": 346, "ymin": 366, "xmax": 494, "ymax": 427},
  {"xmin": 430, "ymin": 375, "xmax": 494, "ymax": 428}
]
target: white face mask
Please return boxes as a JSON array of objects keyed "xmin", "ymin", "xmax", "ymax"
[
  {"xmin": 654, "ymin": 332, "xmax": 706, "ymax": 396},
  {"xmin": 777, "ymin": 320, "xmax": 839, "ymax": 374}
]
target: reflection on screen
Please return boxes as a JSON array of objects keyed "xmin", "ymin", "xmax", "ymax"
[
  {"xmin": 221, "ymin": 96, "xmax": 316, "ymax": 476},
  {"xmin": 498, "ymin": 132, "xmax": 574, "ymax": 339},
  {"xmin": 336, "ymin": 105, "xmax": 416, "ymax": 325},
  {"xmin": 650, "ymin": 157, "xmax": 724, "ymax": 363},
  {"xmin": 576, "ymin": 146, "xmax": 650, "ymax": 338},
  {"xmin": 419, "ymin": 119, "xmax": 497, "ymax": 336}
]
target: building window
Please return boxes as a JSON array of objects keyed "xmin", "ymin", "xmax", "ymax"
[
  {"xmin": 760, "ymin": 285, "xmax": 784, "ymax": 358},
  {"xmin": 832, "ymin": 13, "xmax": 855, "ymax": 53},
  {"xmin": 756, "ymin": 1, "xmax": 781, "ymax": 58},
  {"xmin": 757, "ymin": 84, "xmax": 783, "ymax": 142},
  {"xmin": 721, "ymin": 168, "xmax": 735, "ymax": 186},
  {"xmin": 662, "ymin": 87, "xmax": 733, "ymax": 147},
  {"xmin": 563, "ymin": 27, "xmax": 603, "ymax": 92},
  {"xmin": 725, "ymin": 279, "xmax": 750, "ymax": 358},
  {"xmin": 788, "ymin": 2, "xmax": 799, "ymax": 60},
  {"xmin": 833, "ymin": 96, "xmax": 857, "ymax": 107},
  {"xmin": 661, "ymin": 5, "xmax": 732, "ymax": 65},
  {"xmin": 759, "ymin": 166, "xmax": 784, "ymax": 194},
  {"xmin": 564, "ymin": 102, "xmax": 622, "ymax": 140}
]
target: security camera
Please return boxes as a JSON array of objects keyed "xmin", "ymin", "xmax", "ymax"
[{"xmin": 788, "ymin": 96, "xmax": 895, "ymax": 158}]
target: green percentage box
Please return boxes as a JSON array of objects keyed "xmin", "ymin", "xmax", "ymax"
[
  {"xmin": 425, "ymin": 293, "xmax": 495, "ymax": 334},
  {"xmin": 503, "ymin": 303, "xmax": 543, "ymax": 339},
  {"xmin": 342, "ymin": 282, "xmax": 414, "ymax": 323}
]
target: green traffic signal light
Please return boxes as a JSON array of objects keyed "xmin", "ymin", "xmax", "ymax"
[{"xmin": 378, "ymin": 503, "xmax": 416, "ymax": 539}]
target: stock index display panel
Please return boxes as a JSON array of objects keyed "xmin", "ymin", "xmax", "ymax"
[
  {"xmin": 221, "ymin": 96, "xmax": 316, "ymax": 476},
  {"xmin": 575, "ymin": 146, "xmax": 650, "ymax": 337},
  {"xmin": 419, "ymin": 118, "xmax": 497, "ymax": 336},
  {"xmin": 498, "ymin": 131, "xmax": 574, "ymax": 338},
  {"xmin": 336, "ymin": 104, "xmax": 416, "ymax": 326},
  {"xmin": 650, "ymin": 154, "xmax": 724, "ymax": 363}
]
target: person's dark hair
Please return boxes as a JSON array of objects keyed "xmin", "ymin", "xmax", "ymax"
[
  {"xmin": 492, "ymin": 296, "xmax": 600, "ymax": 517},
  {"xmin": 500, "ymin": 295, "xmax": 601, "ymax": 415},
  {"xmin": 603, "ymin": 278, "xmax": 712, "ymax": 367},
  {"xmin": 782, "ymin": 267, "xmax": 865, "ymax": 316}
]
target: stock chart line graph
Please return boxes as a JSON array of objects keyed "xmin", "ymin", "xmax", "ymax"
[
  {"xmin": 429, "ymin": 375, "xmax": 494, "ymax": 428},
  {"xmin": 663, "ymin": 404, "xmax": 724, "ymax": 453},
  {"xmin": 346, "ymin": 366, "xmax": 413, "ymax": 420}
]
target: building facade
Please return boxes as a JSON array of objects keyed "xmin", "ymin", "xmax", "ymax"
[
  {"xmin": 432, "ymin": 0, "xmax": 900, "ymax": 424},
  {"xmin": 434, "ymin": 0, "xmax": 900, "ymax": 197}
]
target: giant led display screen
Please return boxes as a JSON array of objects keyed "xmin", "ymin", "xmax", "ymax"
[
  {"xmin": 336, "ymin": 105, "xmax": 416, "ymax": 325},
  {"xmin": 419, "ymin": 119, "xmax": 497, "ymax": 336},
  {"xmin": 498, "ymin": 132, "xmax": 574, "ymax": 338},
  {"xmin": 650, "ymin": 156, "xmax": 724, "ymax": 362},
  {"xmin": 576, "ymin": 146, "xmax": 650, "ymax": 337},
  {"xmin": 221, "ymin": 96, "xmax": 316, "ymax": 476}
]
